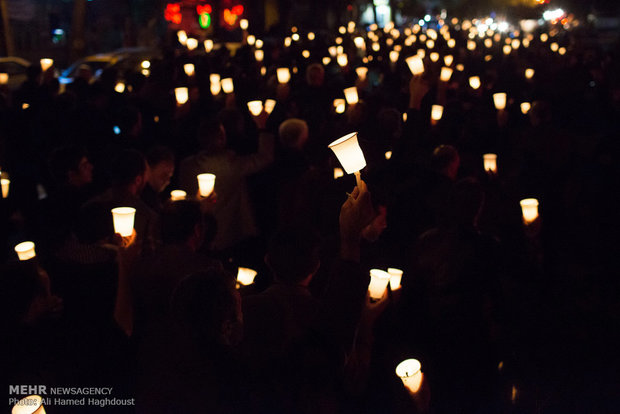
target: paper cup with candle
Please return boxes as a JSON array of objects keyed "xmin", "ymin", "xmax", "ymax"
[
  {"xmin": 429, "ymin": 52, "xmax": 439, "ymax": 62},
  {"xmin": 239, "ymin": 19, "xmax": 249, "ymax": 30},
  {"xmin": 444, "ymin": 55, "xmax": 453, "ymax": 66},
  {"xmin": 14, "ymin": 241, "xmax": 36, "ymax": 261},
  {"xmin": 184, "ymin": 63, "xmax": 195, "ymax": 77},
  {"xmin": 221, "ymin": 78, "xmax": 234, "ymax": 94},
  {"xmin": 111, "ymin": 207, "xmax": 136, "ymax": 237},
  {"xmin": 237, "ymin": 267, "xmax": 257, "ymax": 286},
  {"xmin": 255, "ymin": 50, "xmax": 264, "ymax": 62},
  {"xmin": 204, "ymin": 39, "xmax": 214, "ymax": 53},
  {"xmin": 247, "ymin": 100, "xmax": 263, "ymax": 116},
  {"xmin": 406, "ymin": 56, "xmax": 424, "ymax": 76},
  {"xmin": 469, "ymin": 76, "xmax": 481, "ymax": 90},
  {"xmin": 0, "ymin": 73, "xmax": 8, "ymax": 85},
  {"xmin": 333, "ymin": 99, "xmax": 346, "ymax": 114},
  {"xmin": 40, "ymin": 58, "xmax": 54, "ymax": 72},
  {"xmin": 356, "ymin": 67, "xmax": 368, "ymax": 80},
  {"xmin": 431, "ymin": 105, "xmax": 444, "ymax": 125},
  {"xmin": 264, "ymin": 99, "xmax": 276, "ymax": 114},
  {"xmin": 197, "ymin": 174, "xmax": 216, "ymax": 198},
  {"xmin": 276, "ymin": 68, "xmax": 290, "ymax": 84},
  {"xmin": 368, "ymin": 269, "xmax": 390, "ymax": 301},
  {"xmin": 493, "ymin": 93, "xmax": 507, "ymax": 110},
  {"xmin": 328, "ymin": 132, "xmax": 366, "ymax": 187},
  {"xmin": 525, "ymin": 68, "xmax": 535, "ymax": 79},
  {"xmin": 440, "ymin": 67, "xmax": 453, "ymax": 82},
  {"xmin": 114, "ymin": 82, "xmax": 125, "ymax": 93},
  {"xmin": 520, "ymin": 198, "xmax": 539, "ymax": 224},
  {"xmin": 520, "ymin": 102, "xmax": 531, "ymax": 114},
  {"xmin": 483, "ymin": 153, "xmax": 498, "ymax": 174},
  {"xmin": 186, "ymin": 38, "xmax": 198, "ymax": 50},
  {"xmin": 170, "ymin": 190, "xmax": 187, "ymax": 201},
  {"xmin": 396, "ymin": 359, "xmax": 423, "ymax": 394},
  {"xmin": 387, "ymin": 268, "xmax": 403, "ymax": 290},
  {"xmin": 1, "ymin": 178, "xmax": 9, "ymax": 198},
  {"xmin": 344, "ymin": 87, "xmax": 358, "ymax": 105},
  {"xmin": 333, "ymin": 167, "xmax": 344, "ymax": 179},
  {"xmin": 175, "ymin": 87, "xmax": 189, "ymax": 105}
]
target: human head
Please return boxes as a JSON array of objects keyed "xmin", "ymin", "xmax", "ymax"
[
  {"xmin": 445, "ymin": 178, "xmax": 485, "ymax": 227},
  {"xmin": 197, "ymin": 116, "xmax": 226, "ymax": 152},
  {"xmin": 306, "ymin": 63, "xmax": 325, "ymax": 87},
  {"xmin": 431, "ymin": 144, "xmax": 460, "ymax": 180},
  {"xmin": 49, "ymin": 145, "xmax": 93, "ymax": 188},
  {"xmin": 146, "ymin": 146, "xmax": 175, "ymax": 193},
  {"xmin": 278, "ymin": 118, "xmax": 309, "ymax": 150},
  {"xmin": 266, "ymin": 225, "xmax": 321, "ymax": 285},
  {"xmin": 110, "ymin": 149, "xmax": 148, "ymax": 194},
  {"xmin": 161, "ymin": 200, "xmax": 216, "ymax": 250}
]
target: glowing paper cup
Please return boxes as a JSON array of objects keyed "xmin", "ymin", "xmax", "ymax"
[
  {"xmin": 175, "ymin": 87, "xmax": 189, "ymax": 105},
  {"xmin": 170, "ymin": 190, "xmax": 187, "ymax": 201},
  {"xmin": 368, "ymin": 269, "xmax": 390, "ymax": 300},
  {"xmin": 385, "ymin": 151, "xmax": 393, "ymax": 160},
  {"xmin": 237, "ymin": 267, "xmax": 257, "ymax": 286},
  {"xmin": 333, "ymin": 167, "xmax": 344, "ymax": 179},
  {"xmin": 186, "ymin": 38, "xmax": 198, "ymax": 50},
  {"xmin": 111, "ymin": 207, "xmax": 136, "ymax": 237},
  {"xmin": 184, "ymin": 63, "xmax": 195, "ymax": 77},
  {"xmin": 0, "ymin": 73, "xmax": 8, "ymax": 84},
  {"xmin": 440, "ymin": 67, "xmax": 453, "ymax": 82},
  {"xmin": 40, "ymin": 58, "xmax": 54, "ymax": 72},
  {"xmin": 247, "ymin": 100, "xmax": 263, "ymax": 116},
  {"xmin": 396, "ymin": 359, "xmax": 423, "ymax": 394},
  {"xmin": 444, "ymin": 55, "xmax": 454, "ymax": 66},
  {"xmin": 264, "ymin": 99, "xmax": 276, "ymax": 114},
  {"xmin": 14, "ymin": 242, "xmax": 36, "ymax": 261},
  {"xmin": 333, "ymin": 99, "xmax": 346, "ymax": 114},
  {"xmin": 387, "ymin": 268, "xmax": 403, "ymax": 290},
  {"xmin": 255, "ymin": 50, "xmax": 264, "ymax": 62},
  {"xmin": 204, "ymin": 39, "xmax": 214, "ymax": 52},
  {"xmin": 521, "ymin": 102, "xmax": 531, "ymax": 114},
  {"xmin": 276, "ymin": 67, "xmax": 291, "ymax": 84},
  {"xmin": 344, "ymin": 87, "xmax": 358, "ymax": 105},
  {"xmin": 239, "ymin": 19, "xmax": 249, "ymax": 30},
  {"xmin": 197, "ymin": 173, "xmax": 216, "ymax": 198},
  {"xmin": 355, "ymin": 67, "xmax": 368, "ymax": 80},
  {"xmin": 12, "ymin": 394, "xmax": 46, "ymax": 414},
  {"xmin": 1, "ymin": 178, "xmax": 9, "ymax": 198},
  {"xmin": 493, "ymin": 93, "xmax": 507, "ymax": 110},
  {"xmin": 328, "ymin": 132, "xmax": 366, "ymax": 175},
  {"xmin": 431, "ymin": 105, "xmax": 444, "ymax": 124},
  {"xmin": 221, "ymin": 78, "xmax": 234, "ymax": 94},
  {"xmin": 483, "ymin": 153, "xmax": 498, "ymax": 173},
  {"xmin": 525, "ymin": 68, "xmax": 535, "ymax": 79},
  {"xmin": 520, "ymin": 198, "xmax": 539, "ymax": 224},
  {"xmin": 406, "ymin": 56, "xmax": 424, "ymax": 75},
  {"xmin": 469, "ymin": 76, "xmax": 481, "ymax": 90},
  {"xmin": 114, "ymin": 82, "xmax": 125, "ymax": 93}
]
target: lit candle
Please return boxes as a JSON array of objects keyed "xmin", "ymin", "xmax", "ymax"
[
  {"xmin": 343, "ymin": 87, "xmax": 359, "ymax": 105},
  {"xmin": 444, "ymin": 55, "xmax": 453, "ymax": 66},
  {"xmin": 354, "ymin": 37, "xmax": 365, "ymax": 49},
  {"xmin": 368, "ymin": 269, "xmax": 390, "ymax": 300},
  {"xmin": 384, "ymin": 151, "xmax": 392, "ymax": 160},
  {"xmin": 405, "ymin": 56, "xmax": 424, "ymax": 75},
  {"xmin": 221, "ymin": 78, "xmax": 234, "ymax": 94},
  {"xmin": 40, "ymin": 58, "xmax": 54, "ymax": 72},
  {"xmin": 520, "ymin": 198, "xmax": 539, "ymax": 224},
  {"xmin": 484, "ymin": 38, "xmax": 493, "ymax": 48},
  {"xmin": 333, "ymin": 98, "xmax": 346, "ymax": 114},
  {"xmin": 255, "ymin": 39, "xmax": 264, "ymax": 49},
  {"xmin": 302, "ymin": 50, "xmax": 310, "ymax": 58},
  {"xmin": 186, "ymin": 38, "xmax": 198, "ymax": 50},
  {"xmin": 395, "ymin": 359, "xmax": 423, "ymax": 394},
  {"xmin": 467, "ymin": 40, "xmax": 476, "ymax": 51},
  {"xmin": 525, "ymin": 68, "xmax": 535, "ymax": 79},
  {"xmin": 1, "ymin": 178, "xmax": 9, "ymax": 198},
  {"xmin": 12, "ymin": 394, "xmax": 46, "ymax": 414},
  {"xmin": 429, "ymin": 52, "xmax": 440, "ymax": 62},
  {"xmin": 210, "ymin": 73, "xmax": 221, "ymax": 84},
  {"xmin": 322, "ymin": 57, "xmax": 331, "ymax": 65},
  {"xmin": 204, "ymin": 39, "xmax": 214, "ymax": 53},
  {"xmin": 511, "ymin": 39, "xmax": 520, "ymax": 49},
  {"xmin": 114, "ymin": 82, "xmax": 125, "ymax": 93},
  {"xmin": 540, "ymin": 33, "xmax": 548, "ymax": 42},
  {"xmin": 170, "ymin": 190, "xmax": 187, "ymax": 201},
  {"xmin": 550, "ymin": 42, "xmax": 559, "ymax": 52},
  {"xmin": 503, "ymin": 45, "xmax": 512, "ymax": 55},
  {"xmin": 483, "ymin": 153, "xmax": 498, "ymax": 174},
  {"xmin": 247, "ymin": 35, "xmax": 256, "ymax": 46},
  {"xmin": 337, "ymin": 54, "xmax": 348, "ymax": 67},
  {"xmin": 387, "ymin": 268, "xmax": 403, "ymax": 290},
  {"xmin": 239, "ymin": 19, "xmax": 249, "ymax": 30},
  {"xmin": 247, "ymin": 100, "xmax": 263, "ymax": 116},
  {"xmin": 264, "ymin": 99, "xmax": 276, "ymax": 114},
  {"xmin": 558, "ymin": 47, "xmax": 566, "ymax": 55},
  {"xmin": 431, "ymin": 105, "xmax": 444, "ymax": 125},
  {"xmin": 237, "ymin": 267, "xmax": 257, "ymax": 286},
  {"xmin": 197, "ymin": 173, "xmax": 216, "ymax": 197},
  {"xmin": 308, "ymin": 32, "xmax": 315, "ymax": 41},
  {"xmin": 456, "ymin": 64, "xmax": 465, "ymax": 71},
  {"xmin": 469, "ymin": 76, "xmax": 481, "ymax": 90},
  {"xmin": 389, "ymin": 50, "xmax": 399, "ymax": 63},
  {"xmin": 284, "ymin": 37, "xmax": 292, "ymax": 47},
  {"xmin": 333, "ymin": 167, "xmax": 344, "ymax": 179},
  {"xmin": 447, "ymin": 38, "xmax": 456, "ymax": 48},
  {"xmin": 111, "ymin": 207, "xmax": 136, "ymax": 237},
  {"xmin": 493, "ymin": 93, "xmax": 507, "ymax": 110},
  {"xmin": 520, "ymin": 102, "xmax": 531, "ymax": 114},
  {"xmin": 14, "ymin": 241, "xmax": 36, "ymax": 261},
  {"xmin": 255, "ymin": 50, "xmax": 264, "ymax": 62},
  {"xmin": 183, "ymin": 63, "xmax": 195, "ymax": 77},
  {"xmin": 177, "ymin": 30, "xmax": 188, "ymax": 45},
  {"xmin": 426, "ymin": 39, "xmax": 435, "ymax": 50},
  {"xmin": 355, "ymin": 67, "xmax": 368, "ymax": 80},
  {"xmin": 402, "ymin": 112, "xmax": 407, "ymax": 122},
  {"xmin": 328, "ymin": 132, "xmax": 366, "ymax": 186},
  {"xmin": 277, "ymin": 68, "xmax": 290, "ymax": 84},
  {"xmin": 0, "ymin": 73, "xmax": 8, "ymax": 84},
  {"xmin": 174, "ymin": 87, "xmax": 189, "ymax": 105},
  {"xmin": 440, "ymin": 67, "xmax": 453, "ymax": 82}
]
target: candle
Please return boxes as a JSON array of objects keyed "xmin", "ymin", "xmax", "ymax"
[
  {"xmin": 186, "ymin": 38, "xmax": 198, "ymax": 50},
  {"xmin": 277, "ymin": 68, "xmax": 290, "ymax": 84},
  {"xmin": 483, "ymin": 153, "xmax": 498, "ymax": 173},
  {"xmin": 493, "ymin": 93, "xmax": 507, "ymax": 110},
  {"xmin": 40, "ymin": 58, "xmax": 54, "ymax": 72},
  {"xmin": 328, "ymin": 132, "xmax": 366, "ymax": 179},
  {"xmin": 444, "ymin": 55, "xmax": 453, "ymax": 66},
  {"xmin": 503, "ymin": 45, "xmax": 512, "ymax": 55},
  {"xmin": 467, "ymin": 40, "xmax": 476, "ymax": 51},
  {"xmin": 308, "ymin": 32, "xmax": 315, "ymax": 41},
  {"xmin": 344, "ymin": 87, "xmax": 359, "ymax": 105},
  {"xmin": 447, "ymin": 38, "xmax": 456, "ymax": 48},
  {"xmin": 239, "ymin": 19, "xmax": 249, "ymax": 30},
  {"xmin": 402, "ymin": 112, "xmax": 407, "ymax": 122},
  {"xmin": 322, "ymin": 57, "xmax": 331, "ymax": 65},
  {"xmin": 1, "ymin": 178, "xmax": 9, "ymax": 198},
  {"xmin": 210, "ymin": 81, "xmax": 221, "ymax": 96},
  {"xmin": 0, "ymin": 73, "xmax": 8, "ymax": 84},
  {"xmin": 355, "ymin": 67, "xmax": 368, "ymax": 80},
  {"xmin": 284, "ymin": 37, "xmax": 292, "ymax": 47},
  {"xmin": 520, "ymin": 198, "xmax": 539, "ymax": 224},
  {"xmin": 368, "ymin": 269, "xmax": 390, "ymax": 300},
  {"xmin": 558, "ymin": 47, "xmax": 566, "ymax": 55},
  {"xmin": 255, "ymin": 50, "xmax": 264, "ymax": 62},
  {"xmin": 302, "ymin": 50, "xmax": 310, "ymax": 59},
  {"xmin": 111, "ymin": 207, "xmax": 136, "ymax": 237},
  {"xmin": 354, "ymin": 37, "xmax": 365, "ymax": 49},
  {"xmin": 114, "ymin": 82, "xmax": 125, "ymax": 93},
  {"xmin": 328, "ymin": 46, "xmax": 337, "ymax": 57},
  {"xmin": 237, "ymin": 267, "xmax": 257, "ymax": 286},
  {"xmin": 431, "ymin": 105, "xmax": 444, "ymax": 125},
  {"xmin": 389, "ymin": 50, "xmax": 399, "ymax": 63},
  {"xmin": 540, "ymin": 33, "xmax": 548, "ymax": 42},
  {"xmin": 333, "ymin": 98, "xmax": 346, "ymax": 114},
  {"xmin": 14, "ymin": 241, "xmax": 36, "ymax": 261},
  {"xmin": 395, "ymin": 359, "xmax": 423, "ymax": 393},
  {"xmin": 525, "ymin": 68, "xmax": 535, "ymax": 79},
  {"xmin": 170, "ymin": 190, "xmax": 187, "ymax": 201},
  {"xmin": 247, "ymin": 100, "xmax": 263, "ymax": 116},
  {"xmin": 550, "ymin": 42, "xmax": 559, "ymax": 52},
  {"xmin": 197, "ymin": 173, "xmax": 216, "ymax": 197},
  {"xmin": 456, "ymin": 64, "xmax": 465, "ymax": 71},
  {"xmin": 387, "ymin": 268, "xmax": 403, "ymax": 290},
  {"xmin": 221, "ymin": 78, "xmax": 234, "ymax": 94},
  {"xmin": 184, "ymin": 63, "xmax": 195, "ymax": 77},
  {"xmin": 440, "ymin": 67, "xmax": 453, "ymax": 82},
  {"xmin": 247, "ymin": 35, "xmax": 256, "ymax": 46},
  {"xmin": 469, "ymin": 76, "xmax": 481, "ymax": 90},
  {"xmin": 204, "ymin": 39, "xmax": 214, "ymax": 52},
  {"xmin": 337, "ymin": 54, "xmax": 348, "ymax": 67},
  {"xmin": 426, "ymin": 39, "xmax": 435, "ymax": 50},
  {"xmin": 12, "ymin": 394, "xmax": 46, "ymax": 414},
  {"xmin": 429, "ymin": 52, "xmax": 439, "ymax": 62},
  {"xmin": 333, "ymin": 167, "xmax": 344, "ymax": 179},
  {"xmin": 385, "ymin": 151, "xmax": 392, "ymax": 160},
  {"xmin": 484, "ymin": 38, "xmax": 493, "ymax": 48},
  {"xmin": 178, "ymin": 30, "xmax": 188, "ymax": 45},
  {"xmin": 264, "ymin": 99, "xmax": 276, "ymax": 114},
  {"xmin": 405, "ymin": 56, "xmax": 424, "ymax": 75},
  {"xmin": 520, "ymin": 102, "xmax": 531, "ymax": 114},
  {"xmin": 255, "ymin": 39, "xmax": 264, "ymax": 49},
  {"xmin": 511, "ymin": 39, "xmax": 521, "ymax": 49},
  {"xmin": 174, "ymin": 87, "xmax": 189, "ymax": 105}
]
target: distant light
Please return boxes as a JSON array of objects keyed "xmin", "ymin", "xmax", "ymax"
[
  {"xmin": 419, "ymin": 19, "xmax": 425, "ymax": 26},
  {"xmin": 141, "ymin": 60, "xmax": 150, "ymax": 69},
  {"xmin": 114, "ymin": 126, "xmax": 121, "ymax": 135},
  {"xmin": 53, "ymin": 29, "xmax": 64, "ymax": 36},
  {"xmin": 498, "ymin": 22, "xmax": 509, "ymax": 32},
  {"xmin": 424, "ymin": 14, "xmax": 431, "ymax": 22}
]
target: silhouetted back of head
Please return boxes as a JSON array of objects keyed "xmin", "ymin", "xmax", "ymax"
[
  {"xmin": 278, "ymin": 118, "xmax": 308, "ymax": 150},
  {"xmin": 161, "ymin": 200, "xmax": 202, "ymax": 244},
  {"xmin": 197, "ymin": 116, "xmax": 226, "ymax": 152},
  {"xmin": 110, "ymin": 149, "xmax": 147, "ymax": 187},
  {"xmin": 444, "ymin": 178, "xmax": 485, "ymax": 227},
  {"xmin": 267, "ymin": 225, "xmax": 321, "ymax": 284},
  {"xmin": 49, "ymin": 145, "xmax": 89, "ymax": 186},
  {"xmin": 431, "ymin": 144, "xmax": 460, "ymax": 180}
]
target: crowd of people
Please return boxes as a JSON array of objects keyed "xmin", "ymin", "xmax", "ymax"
[{"xmin": 3, "ymin": 16, "xmax": 620, "ymax": 413}]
